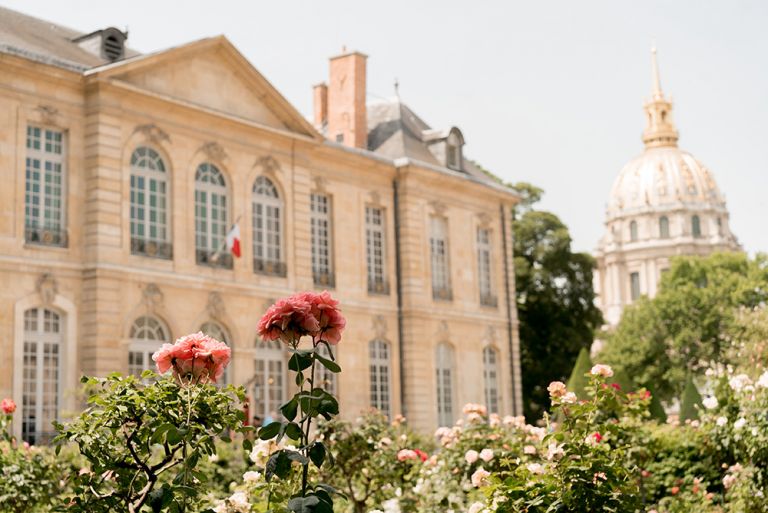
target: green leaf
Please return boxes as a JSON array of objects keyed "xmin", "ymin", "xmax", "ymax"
[
  {"xmin": 315, "ymin": 354, "xmax": 341, "ymax": 373},
  {"xmin": 288, "ymin": 495, "xmax": 320, "ymax": 513},
  {"xmin": 259, "ymin": 421, "xmax": 281, "ymax": 440},
  {"xmin": 285, "ymin": 449, "xmax": 309, "ymax": 465},
  {"xmin": 309, "ymin": 441, "xmax": 326, "ymax": 468},
  {"xmin": 285, "ymin": 422, "xmax": 302, "ymax": 441},
  {"xmin": 151, "ymin": 423, "xmax": 176, "ymax": 444},
  {"xmin": 265, "ymin": 450, "xmax": 292, "ymax": 481},
  {"xmin": 243, "ymin": 438, "xmax": 253, "ymax": 453},
  {"xmin": 280, "ymin": 397, "xmax": 299, "ymax": 422},
  {"xmin": 289, "ymin": 353, "xmax": 313, "ymax": 372},
  {"xmin": 166, "ymin": 426, "xmax": 182, "ymax": 445}
]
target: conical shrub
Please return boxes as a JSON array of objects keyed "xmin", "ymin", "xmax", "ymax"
[
  {"xmin": 566, "ymin": 347, "xmax": 593, "ymax": 399},
  {"xmin": 679, "ymin": 375, "xmax": 702, "ymax": 422}
]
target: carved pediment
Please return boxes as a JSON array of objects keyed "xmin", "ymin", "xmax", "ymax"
[
  {"xmin": 200, "ymin": 141, "xmax": 228, "ymax": 162},
  {"xmin": 134, "ymin": 123, "xmax": 171, "ymax": 145}
]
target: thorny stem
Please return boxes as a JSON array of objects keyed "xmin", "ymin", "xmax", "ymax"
[{"xmin": 301, "ymin": 335, "xmax": 319, "ymax": 497}]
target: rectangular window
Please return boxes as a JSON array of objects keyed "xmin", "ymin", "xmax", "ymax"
[
  {"xmin": 430, "ymin": 217, "xmax": 452, "ymax": 300},
  {"xmin": 630, "ymin": 272, "xmax": 641, "ymax": 301},
  {"xmin": 477, "ymin": 228, "xmax": 496, "ymax": 306},
  {"xmin": 365, "ymin": 206, "xmax": 388, "ymax": 294},
  {"xmin": 311, "ymin": 193, "xmax": 334, "ymax": 287},
  {"xmin": 25, "ymin": 126, "xmax": 67, "ymax": 246},
  {"xmin": 436, "ymin": 344, "xmax": 454, "ymax": 427},
  {"xmin": 369, "ymin": 340, "xmax": 391, "ymax": 419}
]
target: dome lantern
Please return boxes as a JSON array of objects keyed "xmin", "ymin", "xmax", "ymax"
[{"xmin": 642, "ymin": 48, "xmax": 679, "ymax": 149}]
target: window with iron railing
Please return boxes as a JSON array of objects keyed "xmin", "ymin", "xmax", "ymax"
[
  {"xmin": 477, "ymin": 228, "xmax": 497, "ymax": 307},
  {"xmin": 130, "ymin": 146, "xmax": 171, "ymax": 259},
  {"xmin": 430, "ymin": 216, "xmax": 452, "ymax": 301},
  {"xmin": 369, "ymin": 339, "xmax": 392, "ymax": 419},
  {"xmin": 253, "ymin": 176, "xmax": 285, "ymax": 277},
  {"xmin": 195, "ymin": 163, "xmax": 231, "ymax": 269}
]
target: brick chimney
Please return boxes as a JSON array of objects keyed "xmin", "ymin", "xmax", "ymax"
[
  {"xmin": 313, "ymin": 82, "xmax": 328, "ymax": 129},
  {"xmin": 326, "ymin": 49, "xmax": 367, "ymax": 149}
]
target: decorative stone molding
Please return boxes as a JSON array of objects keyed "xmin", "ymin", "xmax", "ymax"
[
  {"xmin": 477, "ymin": 211, "xmax": 493, "ymax": 228},
  {"xmin": 429, "ymin": 200, "xmax": 447, "ymax": 218},
  {"xmin": 142, "ymin": 283, "xmax": 164, "ymax": 311},
  {"xmin": 372, "ymin": 315, "xmax": 387, "ymax": 339},
  {"xmin": 200, "ymin": 141, "xmax": 228, "ymax": 162},
  {"xmin": 36, "ymin": 273, "xmax": 58, "ymax": 305},
  {"xmin": 368, "ymin": 190, "xmax": 382, "ymax": 207},
  {"xmin": 254, "ymin": 155, "xmax": 281, "ymax": 175},
  {"xmin": 435, "ymin": 320, "xmax": 449, "ymax": 342},
  {"xmin": 312, "ymin": 176, "xmax": 328, "ymax": 192},
  {"xmin": 133, "ymin": 123, "xmax": 171, "ymax": 145},
  {"xmin": 483, "ymin": 325, "xmax": 497, "ymax": 346},
  {"xmin": 35, "ymin": 105, "xmax": 59, "ymax": 126},
  {"xmin": 207, "ymin": 291, "xmax": 225, "ymax": 319}
]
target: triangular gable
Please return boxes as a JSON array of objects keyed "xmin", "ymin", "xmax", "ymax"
[{"xmin": 87, "ymin": 36, "xmax": 320, "ymax": 139}]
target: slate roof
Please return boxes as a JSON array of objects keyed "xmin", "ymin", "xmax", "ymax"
[
  {"xmin": 367, "ymin": 97, "xmax": 504, "ymax": 186},
  {"xmin": 0, "ymin": 6, "xmax": 139, "ymax": 72}
]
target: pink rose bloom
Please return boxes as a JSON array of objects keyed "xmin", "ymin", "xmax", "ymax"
[
  {"xmin": 258, "ymin": 295, "xmax": 319, "ymax": 343},
  {"xmin": 152, "ymin": 332, "xmax": 231, "ymax": 383},
  {"xmin": 303, "ymin": 291, "xmax": 346, "ymax": 345},
  {"xmin": 462, "ymin": 403, "xmax": 487, "ymax": 416},
  {"xmin": 479, "ymin": 449, "xmax": 494, "ymax": 462},
  {"xmin": 547, "ymin": 381, "xmax": 567, "ymax": 398},
  {"xmin": 397, "ymin": 449, "xmax": 418, "ymax": 462},
  {"xmin": 1, "ymin": 398, "xmax": 16, "ymax": 415},
  {"xmin": 465, "ymin": 449, "xmax": 479, "ymax": 464},
  {"xmin": 471, "ymin": 467, "xmax": 491, "ymax": 487},
  {"xmin": 590, "ymin": 364, "xmax": 614, "ymax": 378}
]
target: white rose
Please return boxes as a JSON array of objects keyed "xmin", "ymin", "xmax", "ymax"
[
  {"xmin": 590, "ymin": 364, "xmax": 614, "ymax": 378},
  {"xmin": 702, "ymin": 396, "xmax": 718, "ymax": 409},
  {"xmin": 465, "ymin": 449, "xmax": 479, "ymax": 464},
  {"xmin": 716, "ymin": 416, "xmax": 728, "ymax": 427},
  {"xmin": 757, "ymin": 371, "xmax": 768, "ymax": 389},
  {"xmin": 734, "ymin": 418, "xmax": 747, "ymax": 430},
  {"xmin": 468, "ymin": 502, "xmax": 485, "ymax": 513},
  {"xmin": 479, "ymin": 449, "xmax": 494, "ymax": 462},
  {"xmin": 243, "ymin": 470, "xmax": 262, "ymax": 483}
]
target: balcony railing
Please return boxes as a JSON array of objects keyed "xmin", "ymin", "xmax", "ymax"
[
  {"xmin": 25, "ymin": 226, "xmax": 67, "ymax": 247},
  {"xmin": 432, "ymin": 287, "xmax": 453, "ymax": 301},
  {"xmin": 131, "ymin": 238, "xmax": 173, "ymax": 259},
  {"xmin": 254, "ymin": 258, "xmax": 287, "ymax": 277},
  {"xmin": 480, "ymin": 293, "xmax": 499, "ymax": 308},
  {"xmin": 313, "ymin": 270, "xmax": 336, "ymax": 288},
  {"xmin": 196, "ymin": 249, "xmax": 233, "ymax": 269},
  {"xmin": 367, "ymin": 279, "xmax": 390, "ymax": 295}
]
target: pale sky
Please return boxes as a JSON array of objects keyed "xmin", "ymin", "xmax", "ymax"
[{"xmin": 4, "ymin": 0, "xmax": 767, "ymax": 253}]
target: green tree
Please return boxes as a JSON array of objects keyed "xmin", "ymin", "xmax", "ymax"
[
  {"xmin": 566, "ymin": 347, "xmax": 593, "ymax": 399},
  {"xmin": 511, "ymin": 182, "xmax": 603, "ymax": 420},
  {"xmin": 679, "ymin": 375, "xmax": 702, "ymax": 422},
  {"xmin": 600, "ymin": 252, "xmax": 768, "ymax": 401}
]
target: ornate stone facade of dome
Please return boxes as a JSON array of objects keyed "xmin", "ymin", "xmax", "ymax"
[{"xmin": 594, "ymin": 48, "xmax": 741, "ymax": 326}]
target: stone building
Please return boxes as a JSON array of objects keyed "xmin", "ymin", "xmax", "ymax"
[
  {"xmin": 594, "ymin": 49, "xmax": 740, "ymax": 326},
  {"xmin": 0, "ymin": 7, "xmax": 523, "ymax": 442}
]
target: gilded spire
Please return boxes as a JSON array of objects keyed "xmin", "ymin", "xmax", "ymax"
[
  {"xmin": 642, "ymin": 46, "xmax": 678, "ymax": 148},
  {"xmin": 651, "ymin": 46, "xmax": 663, "ymax": 99}
]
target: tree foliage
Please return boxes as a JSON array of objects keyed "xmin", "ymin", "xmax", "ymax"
[
  {"xmin": 600, "ymin": 252, "xmax": 768, "ymax": 402},
  {"xmin": 510, "ymin": 182, "xmax": 603, "ymax": 420}
]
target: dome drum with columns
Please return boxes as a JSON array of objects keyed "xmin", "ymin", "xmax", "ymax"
[{"xmin": 595, "ymin": 49, "xmax": 740, "ymax": 326}]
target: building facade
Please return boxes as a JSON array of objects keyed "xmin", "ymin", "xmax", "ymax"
[
  {"xmin": 594, "ymin": 49, "xmax": 740, "ymax": 326},
  {"xmin": 0, "ymin": 7, "xmax": 523, "ymax": 442}
]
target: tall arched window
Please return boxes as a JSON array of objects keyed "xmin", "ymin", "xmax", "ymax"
[
  {"xmin": 369, "ymin": 339, "xmax": 391, "ymax": 418},
  {"xmin": 692, "ymin": 215, "xmax": 702, "ymax": 238},
  {"xmin": 316, "ymin": 344, "xmax": 337, "ymax": 396},
  {"xmin": 130, "ymin": 147, "xmax": 171, "ymax": 258},
  {"xmin": 129, "ymin": 316, "xmax": 170, "ymax": 377},
  {"xmin": 435, "ymin": 343, "xmax": 454, "ymax": 427},
  {"xmin": 252, "ymin": 176, "xmax": 285, "ymax": 276},
  {"xmin": 24, "ymin": 126, "xmax": 67, "ymax": 246},
  {"xmin": 200, "ymin": 321, "xmax": 231, "ymax": 384},
  {"xmin": 430, "ymin": 217, "xmax": 452, "ymax": 300},
  {"xmin": 483, "ymin": 347, "xmax": 500, "ymax": 414},
  {"xmin": 659, "ymin": 216, "xmax": 670, "ymax": 238},
  {"xmin": 629, "ymin": 220, "xmax": 638, "ymax": 242},
  {"xmin": 22, "ymin": 307, "xmax": 63, "ymax": 444},
  {"xmin": 253, "ymin": 340, "xmax": 285, "ymax": 421},
  {"xmin": 195, "ymin": 163, "xmax": 231, "ymax": 268}
]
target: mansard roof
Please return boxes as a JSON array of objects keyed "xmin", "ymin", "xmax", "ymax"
[{"xmin": 0, "ymin": 5, "xmax": 140, "ymax": 71}]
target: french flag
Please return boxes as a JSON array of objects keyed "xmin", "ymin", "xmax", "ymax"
[{"xmin": 225, "ymin": 223, "xmax": 241, "ymax": 258}]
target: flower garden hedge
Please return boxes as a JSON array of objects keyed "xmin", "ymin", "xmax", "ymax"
[{"xmin": 2, "ymin": 292, "xmax": 768, "ymax": 512}]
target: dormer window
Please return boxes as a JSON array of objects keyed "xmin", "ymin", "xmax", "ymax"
[
  {"xmin": 73, "ymin": 27, "xmax": 127, "ymax": 63},
  {"xmin": 445, "ymin": 129, "xmax": 463, "ymax": 171}
]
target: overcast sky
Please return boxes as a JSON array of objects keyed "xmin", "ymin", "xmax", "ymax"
[{"xmin": 4, "ymin": 0, "xmax": 767, "ymax": 253}]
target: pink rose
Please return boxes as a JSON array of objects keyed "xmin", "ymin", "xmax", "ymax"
[
  {"xmin": 257, "ymin": 292, "xmax": 346, "ymax": 345},
  {"xmin": 1, "ymin": 398, "xmax": 16, "ymax": 415},
  {"xmin": 471, "ymin": 467, "xmax": 491, "ymax": 487},
  {"xmin": 465, "ymin": 449, "xmax": 479, "ymax": 464},
  {"xmin": 590, "ymin": 364, "xmax": 614, "ymax": 378},
  {"xmin": 152, "ymin": 332, "xmax": 231, "ymax": 384},
  {"xmin": 547, "ymin": 381, "xmax": 567, "ymax": 399},
  {"xmin": 397, "ymin": 449, "xmax": 418, "ymax": 462},
  {"xmin": 479, "ymin": 449, "xmax": 494, "ymax": 462},
  {"xmin": 302, "ymin": 291, "xmax": 346, "ymax": 345}
]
